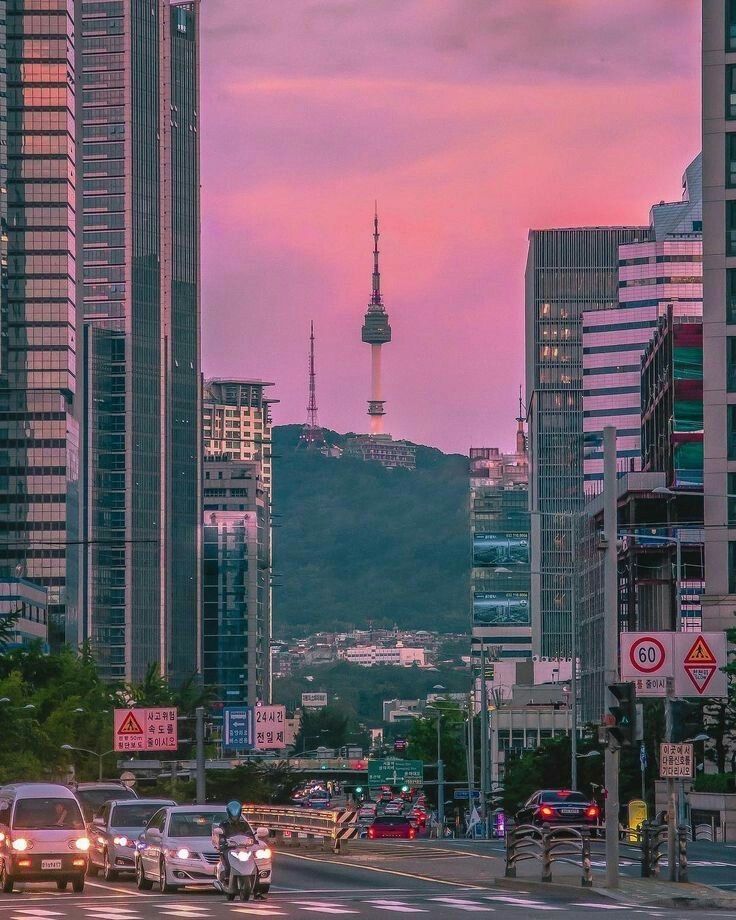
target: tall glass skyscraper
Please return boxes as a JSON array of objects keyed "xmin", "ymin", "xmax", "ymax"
[
  {"xmin": 0, "ymin": 0, "xmax": 80, "ymax": 649},
  {"xmin": 525, "ymin": 227, "xmax": 646, "ymax": 657},
  {"xmin": 78, "ymin": 0, "xmax": 201, "ymax": 683}
]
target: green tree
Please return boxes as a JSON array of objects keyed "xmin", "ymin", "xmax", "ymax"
[{"xmin": 406, "ymin": 702, "xmax": 468, "ymax": 806}]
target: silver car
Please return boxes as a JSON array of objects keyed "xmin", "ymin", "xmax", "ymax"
[
  {"xmin": 87, "ymin": 799, "xmax": 175, "ymax": 881},
  {"xmin": 136, "ymin": 805, "xmax": 273, "ymax": 895}
]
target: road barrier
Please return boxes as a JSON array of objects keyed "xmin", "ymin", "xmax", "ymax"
[
  {"xmin": 505, "ymin": 824, "xmax": 592, "ymax": 888},
  {"xmin": 242, "ymin": 804, "xmax": 358, "ymax": 854}
]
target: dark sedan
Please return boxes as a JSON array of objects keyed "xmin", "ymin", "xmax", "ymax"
[{"xmin": 516, "ymin": 790, "xmax": 599, "ymax": 828}]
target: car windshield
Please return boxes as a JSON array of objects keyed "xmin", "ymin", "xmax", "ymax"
[
  {"xmin": 168, "ymin": 811, "xmax": 227, "ymax": 838},
  {"xmin": 14, "ymin": 797, "xmax": 85, "ymax": 830},
  {"xmin": 111, "ymin": 803, "xmax": 170, "ymax": 828},
  {"xmin": 540, "ymin": 791, "xmax": 589, "ymax": 804},
  {"xmin": 76, "ymin": 788, "xmax": 136, "ymax": 819}
]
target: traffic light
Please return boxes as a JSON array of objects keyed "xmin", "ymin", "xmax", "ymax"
[
  {"xmin": 355, "ymin": 786, "xmax": 363, "ymax": 794},
  {"xmin": 607, "ymin": 682, "xmax": 635, "ymax": 747},
  {"xmin": 671, "ymin": 700, "xmax": 702, "ymax": 743},
  {"xmin": 401, "ymin": 784, "xmax": 409, "ymax": 793}
]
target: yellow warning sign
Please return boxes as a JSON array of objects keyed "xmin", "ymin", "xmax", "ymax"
[
  {"xmin": 118, "ymin": 711, "xmax": 144, "ymax": 735},
  {"xmin": 684, "ymin": 635, "xmax": 717, "ymax": 666}
]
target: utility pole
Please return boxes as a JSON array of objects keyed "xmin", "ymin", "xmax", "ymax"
[
  {"xmin": 603, "ymin": 426, "xmax": 620, "ymax": 888},
  {"xmin": 466, "ymin": 690, "xmax": 475, "ymax": 816},
  {"xmin": 665, "ymin": 691, "xmax": 677, "ymax": 880},
  {"xmin": 195, "ymin": 706, "xmax": 206, "ymax": 805},
  {"xmin": 479, "ymin": 644, "xmax": 490, "ymax": 836},
  {"xmin": 571, "ymin": 523, "xmax": 579, "ymax": 791},
  {"xmin": 435, "ymin": 712, "xmax": 445, "ymax": 832}
]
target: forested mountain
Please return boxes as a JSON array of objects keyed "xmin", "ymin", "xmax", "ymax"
[{"xmin": 272, "ymin": 425, "xmax": 469, "ymax": 637}]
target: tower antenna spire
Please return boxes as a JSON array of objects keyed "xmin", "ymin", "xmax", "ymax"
[
  {"xmin": 371, "ymin": 201, "xmax": 382, "ymax": 307},
  {"xmin": 297, "ymin": 320, "xmax": 326, "ymax": 450}
]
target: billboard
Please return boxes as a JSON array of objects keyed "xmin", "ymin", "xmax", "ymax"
[
  {"xmin": 253, "ymin": 704, "xmax": 287, "ymax": 749},
  {"xmin": 301, "ymin": 692, "xmax": 328, "ymax": 710},
  {"xmin": 473, "ymin": 532, "xmax": 529, "ymax": 567},
  {"xmin": 473, "ymin": 592, "xmax": 530, "ymax": 626}
]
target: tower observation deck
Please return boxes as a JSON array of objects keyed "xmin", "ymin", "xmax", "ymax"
[{"xmin": 361, "ymin": 208, "xmax": 391, "ymax": 433}]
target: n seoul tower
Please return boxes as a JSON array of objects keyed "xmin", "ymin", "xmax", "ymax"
[{"xmin": 361, "ymin": 206, "xmax": 392, "ymax": 435}]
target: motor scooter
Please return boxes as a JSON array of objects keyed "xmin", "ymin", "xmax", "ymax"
[{"xmin": 213, "ymin": 831, "xmax": 258, "ymax": 902}]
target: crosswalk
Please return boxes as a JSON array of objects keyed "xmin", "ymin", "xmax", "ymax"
[{"xmin": 0, "ymin": 894, "xmax": 671, "ymax": 919}]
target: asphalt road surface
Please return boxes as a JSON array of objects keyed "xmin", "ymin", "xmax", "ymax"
[{"xmin": 0, "ymin": 844, "xmax": 736, "ymax": 919}]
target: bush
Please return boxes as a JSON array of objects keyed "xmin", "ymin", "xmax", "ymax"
[{"xmin": 693, "ymin": 773, "xmax": 736, "ymax": 793}]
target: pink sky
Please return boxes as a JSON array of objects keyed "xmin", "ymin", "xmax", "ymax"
[{"xmin": 200, "ymin": 0, "xmax": 701, "ymax": 455}]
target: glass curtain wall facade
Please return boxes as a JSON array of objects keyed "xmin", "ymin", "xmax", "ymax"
[
  {"xmin": 0, "ymin": 0, "xmax": 80, "ymax": 649},
  {"xmin": 79, "ymin": 0, "xmax": 201, "ymax": 682},
  {"xmin": 525, "ymin": 227, "xmax": 646, "ymax": 658},
  {"xmin": 202, "ymin": 458, "xmax": 270, "ymax": 706}
]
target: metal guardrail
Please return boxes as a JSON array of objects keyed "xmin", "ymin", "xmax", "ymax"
[
  {"xmin": 242, "ymin": 804, "xmax": 358, "ymax": 854},
  {"xmin": 505, "ymin": 824, "xmax": 592, "ymax": 888}
]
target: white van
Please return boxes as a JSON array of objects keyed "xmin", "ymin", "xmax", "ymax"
[{"xmin": 0, "ymin": 783, "xmax": 90, "ymax": 893}]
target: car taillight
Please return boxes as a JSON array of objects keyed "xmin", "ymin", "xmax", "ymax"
[
  {"xmin": 368, "ymin": 828, "xmax": 375, "ymax": 838},
  {"xmin": 539, "ymin": 806, "xmax": 554, "ymax": 818},
  {"xmin": 408, "ymin": 828, "xmax": 415, "ymax": 838},
  {"xmin": 586, "ymin": 806, "xmax": 599, "ymax": 818}
]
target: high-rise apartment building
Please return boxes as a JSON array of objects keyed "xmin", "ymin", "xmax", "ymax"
[
  {"xmin": 202, "ymin": 379, "xmax": 277, "ymax": 493},
  {"xmin": 469, "ymin": 413, "xmax": 531, "ymax": 662},
  {"xmin": 526, "ymin": 226, "xmax": 646, "ymax": 657},
  {"xmin": 582, "ymin": 156, "xmax": 703, "ymax": 492},
  {"xmin": 702, "ymin": 0, "xmax": 736, "ymax": 632},
  {"xmin": 78, "ymin": 0, "xmax": 201, "ymax": 682},
  {"xmin": 202, "ymin": 457, "xmax": 271, "ymax": 706},
  {"xmin": 0, "ymin": 0, "xmax": 80, "ymax": 648}
]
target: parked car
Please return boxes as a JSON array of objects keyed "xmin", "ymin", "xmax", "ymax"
[
  {"xmin": 367, "ymin": 815, "xmax": 417, "ymax": 840},
  {"xmin": 72, "ymin": 783, "xmax": 138, "ymax": 821},
  {"xmin": 516, "ymin": 790, "xmax": 600, "ymax": 828},
  {"xmin": 0, "ymin": 783, "xmax": 90, "ymax": 893},
  {"xmin": 87, "ymin": 798, "xmax": 175, "ymax": 881}
]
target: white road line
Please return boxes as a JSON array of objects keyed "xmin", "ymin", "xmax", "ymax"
[
  {"xmin": 366, "ymin": 901, "xmax": 428, "ymax": 913},
  {"xmin": 230, "ymin": 910, "xmax": 286, "ymax": 917},
  {"xmin": 483, "ymin": 896, "xmax": 562, "ymax": 911},
  {"xmin": 293, "ymin": 902, "xmax": 358, "ymax": 915},
  {"xmin": 570, "ymin": 906, "xmax": 631, "ymax": 911},
  {"xmin": 11, "ymin": 912, "xmax": 66, "ymax": 918},
  {"xmin": 430, "ymin": 898, "xmax": 494, "ymax": 912}
]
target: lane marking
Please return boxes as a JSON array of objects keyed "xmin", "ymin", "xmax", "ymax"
[
  {"xmin": 570, "ymin": 906, "xmax": 632, "ymax": 911},
  {"xmin": 230, "ymin": 910, "xmax": 286, "ymax": 917},
  {"xmin": 366, "ymin": 900, "xmax": 427, "ymax": 913},
  {"xmin": 430, "ymin": 898, "xmax": 494, "ymax": 912},
  {"xmin": 85, "ymin": 881, "xmax": 151, "ymax": 898},
  {"xmin": 278, "ymin": 850, "xmax": 487, "ymax": 890},
  {"xmin": 270, "ymin": 888, "xmax": 409, "ymax": 896},
  {"xmin": 293, "ymin": 903, "xmax": 357, "ymax": 915}
]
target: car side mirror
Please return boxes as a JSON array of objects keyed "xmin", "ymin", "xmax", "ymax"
[
  {"xmin": 256, "ymin": 827, "xmax": 269, "ymax": 839},
  {"xmin": 92, "ymin": 816, "xmax": 105, "ymax": 827},
  {"xmin": 147, "ymin": 827, "xmax": 161, "ymax": 839}
]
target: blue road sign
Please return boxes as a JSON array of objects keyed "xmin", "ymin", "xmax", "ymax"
[
  {"xmin": 223, "ymin": 706, "xmax": 253, "ymax": 750},
  {"xmin": 454, "ymin": 789, "xmax": 481, "ymax": 800}
]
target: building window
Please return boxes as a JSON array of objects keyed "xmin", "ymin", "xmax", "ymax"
[
  {"xmin": 729, "ymin": 474, "xmax": 736, "ymax": 527},
  {"xmin": 729, "ymin": 339, "xmax": 736, "ymax": 392},
  {"xmin": 729, "ymin": 135, "xmax": 736, "ymax": 189},
  {"xmin": 730, "ymin": 542, "xmax": 736, "ymax": 593},
  {"xmin": 728, "ymin": 65, "xmax": 736, "ymax": 119},
  {"xmin": 729, "ymin": 405, "xmax": 736, "ymax": 460},
  {"xmin": 729, "ymin": 271, "xmax": 736, "ymax": 324},
  {"xmin": 728, "ymin": 201, "xmax": 736, "ymax": 257},
  {"xmin": 728, "ymin": 0, "xmax": 736, "ymax": 51}
]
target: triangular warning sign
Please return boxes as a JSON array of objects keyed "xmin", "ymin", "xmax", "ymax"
[
  {"xmin": 118, "ymin": 712, "xmax": 144, "ymax": 735},
  {"xmin": 685, "ymin": 666, "xmax": 716, "ymax": 695},
  {"xmin": 684, "ymin": 636, "xmax": 717, "ymax": 666}
]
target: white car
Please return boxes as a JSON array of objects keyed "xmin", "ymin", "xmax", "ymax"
[{"xmin": 135, "ymin": 805, "xmax": 272, "ymax": 896}]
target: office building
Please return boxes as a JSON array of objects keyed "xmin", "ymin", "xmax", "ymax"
[
  {"xmin": 0, "ymin": 577, "xmax": 48, "ymax": 649},
  {"xmin": 582, "ymin": 156, "xmax": 703, "ymax": 492},
  {"xmin": 469, "ymin": 409, "xmax": 532, "ymax": 662},
  {"xmin": 526, "ymin": 226, "xmax": 646, "ymax": 658},
  {"xmin": 202, "ymin": 457, "xmax": 271, "ymax": 706},
  {"xmin": 0, "ymin": 0, "xmax": 80, "ymax": 649},
  {"xmin": 702, "ymin": 0, "xmax": 736, "ymax": 632},
  {"xmin": 342, "ymin": 645, "xmax": 426, "ymax": 667},
  {"xmin": 78, "ymin": 0, "xmax": 201, "ymax": 682},
  {"xmin": 203, "ymin": 379, "xmax": 277, "ymax": 493},
  {"xmin": 342, "ymin": 433, "xmax": 416, "ymax": 470}
]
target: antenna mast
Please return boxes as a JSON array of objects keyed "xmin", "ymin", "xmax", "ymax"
[{"xmin": 298, "ymin": 321, "xmax": 326, "ymax": 449}]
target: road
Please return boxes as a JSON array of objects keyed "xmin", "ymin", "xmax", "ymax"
[{"xmin": 0, "ymin": 842, "xmax": 736, "ymax": 919}]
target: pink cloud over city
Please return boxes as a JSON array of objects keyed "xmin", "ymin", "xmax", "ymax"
[{"xmin": 200, "ymin": 0, "xmax": 700, "ymax": 454}]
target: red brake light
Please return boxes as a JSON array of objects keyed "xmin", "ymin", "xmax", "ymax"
[
  {"xmin": 586, "ymin": 806, "xmax": 599, "ymax": 818},
  {"xmin": 368, "ymin": 828, "xmax": 375, "ymax": 838},
  {"xmin": 408, "ymin": 828, "xmax": 415, "ymax": 838},
  {"xmin": 539, "ymin": 806, "xmax": 554, "ymax": 817}
]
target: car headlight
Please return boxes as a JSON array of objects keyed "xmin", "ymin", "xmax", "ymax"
[
  {"xmin": 231, "ymin": 850, "xmax": 251, "ymax": 861},
  {"xmin": 255, "ymin": 848, "xmax": 271, "ymax": 860},
  {"xmin": 113, "ymin": 836, "xmax": 129, "ymax": 847},
  {"xmin": 11, "ymin": 838, "xmax": 30, "ymax": 852},
  {"xmin": 172, "ymin": 848, "xmax": 190, "ymax": 860},
  {"xmin": 75, "ymin": 837, "xmax": 90, "ymax": 851}
]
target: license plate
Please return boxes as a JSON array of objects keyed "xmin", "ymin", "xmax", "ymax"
[
  {"xmin": 41, "ymin": 859, "xmax": 63, "ymax": 870},
  {"xmin": 560, "ymin": 809, "xmax": 579, "ymax": 815}
]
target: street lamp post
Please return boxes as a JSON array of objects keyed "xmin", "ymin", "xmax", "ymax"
[
  {"xmin": 61, "ymin": 744, "xmax": 114, "ymax": 782},
  {"xmin": 425, "ymin": 703, "xmax": 445, "ymax": 835}
]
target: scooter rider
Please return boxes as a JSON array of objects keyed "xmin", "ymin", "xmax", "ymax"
[{"xmin": 213, "ymin": 801, "xmax": 264, "ymax": 900}]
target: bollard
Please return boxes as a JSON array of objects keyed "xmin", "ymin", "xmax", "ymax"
[
  {"xmin": 640, "ymin": 823, "xmax": 650, "ymax": 878},
  {"xmin": 505, "ymin": 827, "xmax": 516, "ymax": 878},
  {"xmin": 581, "ymin": 833, "xmax": 592, "ymax": 888},
  {"xmin": 677, "ymin": 825, "xmax": 688, "ymax": 883},
  {"xmin": 541, "ymin": 824, "xmax": 552, "ymax": 883}
]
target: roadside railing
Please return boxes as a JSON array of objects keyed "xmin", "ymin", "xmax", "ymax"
[
  {"xmin": 505, "ymin": 823, "xmax": 592, "ymax": 888},
  {"xmin": 242, "ymin": 804, "xmax": 358, "ymax": 854}
]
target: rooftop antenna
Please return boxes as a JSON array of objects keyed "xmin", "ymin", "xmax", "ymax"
[{"xmin": 297, "ymin": 321, "xmax": 326, "ymax": 449}]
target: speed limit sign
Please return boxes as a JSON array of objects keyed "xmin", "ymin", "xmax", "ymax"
[{"xmin": 620, "ymin": 632, "xmax": 673, "ymax": 681}]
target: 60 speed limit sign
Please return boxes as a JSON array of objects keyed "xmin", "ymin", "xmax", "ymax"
[{"xmin": 620, "ymin": 632, "xmax": 673, "ymax": 680}]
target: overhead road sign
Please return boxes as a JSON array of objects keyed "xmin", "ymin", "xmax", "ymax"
[{"xmin": 368, "ymin": 757, "xmax": 423, "ymax": 788}]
